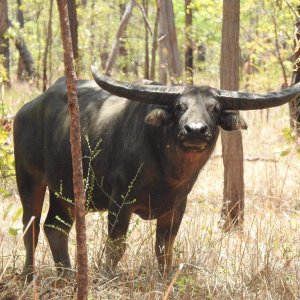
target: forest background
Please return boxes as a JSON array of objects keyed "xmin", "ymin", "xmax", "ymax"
[
  {"xmin": 1, "ymin": 0, "xmax": 300, "ymax": 298},
  {"xmin": 1, "ymin": 0, "xmax": 300, "ymax": 90}
]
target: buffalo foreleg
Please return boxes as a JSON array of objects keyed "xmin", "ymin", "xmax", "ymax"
[
  {"xmin": 155, "ymin": 202, "xmax": 186, "ymax": 277},
  {"xmin": 44, "ymin": 191, "xmax": 75, "ymax": 278}
]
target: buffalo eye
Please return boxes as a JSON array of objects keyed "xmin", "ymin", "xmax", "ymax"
[
  {"xmin": 175, "ymin": 102, "xmax": 187, "ymax": 111},
  {"xmin": 212, "ymin": 104, "xmax": 220, "ymax": 114},
  {"xmin": 175, "ymin": 103, "xmax": 182, "ymax": 110}
]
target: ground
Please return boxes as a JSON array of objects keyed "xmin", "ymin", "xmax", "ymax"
[{"xmin": 0, "ymin": 86, "xmax": 299, "ymax": 299}]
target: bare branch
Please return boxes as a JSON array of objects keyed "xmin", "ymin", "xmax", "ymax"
[
  {"xmin": 137, "ymin": 2, "xmax": 153, "ymax": 37},
  {"xmin": 105, "ymin": 0, "xmax": 136, "ymax": 76}
]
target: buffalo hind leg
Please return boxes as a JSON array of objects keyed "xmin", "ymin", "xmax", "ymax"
[
  {"xmin": 155, "ymin": 202, "xmax": 186, "ymax": 278},
  {"xmin": 16, "ymin": 170, "xmax": 46, "ymax": 281},
  {"xmin": 44, "ymin": 191, "xmax": 75, "ymax": 278},
  {"xmin": 104, "ymin": 197, "xmax": 132, "ymax": 277}
]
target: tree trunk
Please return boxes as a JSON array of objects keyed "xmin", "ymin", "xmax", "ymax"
[
  {"xmin": 220, "ymin": 0, "xmax": 244, "ymax": 231},
  {"xmin": 0, "ymin": 0, "xmax": 10, "ymax": 84},
  {"xmin": 67, "ymin": 0, "xmax": 79, "ymax": 71},
  {"xmin": 13, "ymin": 0, "xmax": 35, "ymax": 81},
  {"xmin": 105, "ymin": 0, "xmax": 136, "ymax": 76},
  {"xmin": 15, "ymin": 35, "xmax": 35, "ymax": 79},
  {"xmin": 158, "ymin": 0, "xmax": 182, "ymax": 84},
  {"xmin": 89, "ymin": 0, "xmax": 96, "ymax": 66},
  {"xmin": 16, "ymin": 0, "xmax": 25, "ymax": 80},
  {"xmin": 118, "ymin": 3, "xmax": 129, "ymax": 74},
  {"xmin": 185, "ymin": 0, "xmax": 193, "ymax": 84},
  {"xmin": 43, "ymin": 0, "xmax": 54, "ymax": 91},
  {"xmin": 143, "ymin": 0, "xmax": 149, "ymax": 79},
  {"xmin": 56, "ymin": 1, "xmax": 88, "ymax": 298},
  {"xmin": 17, "ymin": 0, "xmax": 24, "ymax": 28},
  {"xmin": 16, "ymin": 0, "xmax": 35, "ymax": 81},
  {"xmin": 290, "ymin": 5, "xmax": 300, "ymax": 136},
  {"xmin": 150, "ymin": 0, "xmax": 160, "ymax": 81}
]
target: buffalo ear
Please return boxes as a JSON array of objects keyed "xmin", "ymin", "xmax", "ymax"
[
  {"xmin": 218, "ymin": 111, "xmax": 248, "ymax": 131},
  {"xmin": 145, "ymin": 108, "xmax": 173, "ymax": 127}
]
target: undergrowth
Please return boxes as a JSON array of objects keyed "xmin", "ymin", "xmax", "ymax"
[{"xmin": 0, "ymin": 85, "xmax": 299, "ymax": 299}]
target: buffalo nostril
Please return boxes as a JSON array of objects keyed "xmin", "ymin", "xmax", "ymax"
[
  {"xmin": 184, "ymin": 124, "xmax": 193, "ymax": 133},
  {"xmin": 199, "ymin": 125, "xmax": 208, "ymax": 134},
  {"xmin": 184, "ymin": 123, "xmax": 209, "ymax": 135}
]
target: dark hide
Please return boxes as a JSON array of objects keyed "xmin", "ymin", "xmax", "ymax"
[{"xmin": 14, "ymin": 77, "xmax": 246, "ymax": 279}]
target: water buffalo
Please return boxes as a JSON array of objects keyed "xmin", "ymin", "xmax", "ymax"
[{"xmin": 14, "ymin": 67, "xmax": 300, "ymax": 280}]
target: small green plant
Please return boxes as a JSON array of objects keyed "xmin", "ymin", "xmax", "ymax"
[
  {"xmin": 274, "ymin": 127, "xmax": 300, "ymax": 157},
  {"xmin": 84, "ymin": 136, "xmax": 102, "ymax": 211},
  {"xmin": 176, "ymin": 274, "xmax": 199, "ymax": 297},
  {"xmin": 2, "ymin": 203, "xmax": 23, "ymax": 237},
  {"xmin": 0, "ymin": 127, "xmax": 14, "ymax": 208},
  {"xmin": 0, "ymin": 55, "xmax": 8, "ymax": 84},
  {"xmin": 49, "ymin": 137, "xmax": 103, "ymax": 235},
  {"xmin": 0, "ymin": 129, "xmax": 14, "ymax": 180}
]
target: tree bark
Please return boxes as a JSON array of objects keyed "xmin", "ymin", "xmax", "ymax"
[
  {"xmin": 290, "ymin": 5, "xmax": 300, "ymax": 136},
  {"xmin": 15, "ymin": 35, "xmax": 35, "ymax": 79},
  {"xmin": 89, "ymin": 0, "xmax": 96, "ymax": 66},
  {"xmin": 16, "ymin": 0, "xmax": 25, "ymax": 79},
  {"xmin": 67, "ymin": 0, "xmax": 79, "ymax": 70},
  {"xmin": 56, "ymin": 1, "xmax": 88, "ymax": 298},
  {"xmin": 185, "ymin": 0, "xmax": 193, "ymax": 84},
  {"xmin": 0, "ymin": 0, "xmax": 10, "ymax": 84},
  {"xmin": 43, "ymin": 0, "xmax": 54, "ymax": 91},
  {"xmin": 150, "ymin": 0, "xmax": 160, "ymax": 81},
  {"xmin": 17, "ymin": 0, "xmax": 24, "ymax": 28},
  {"xmin": 220, "ymin": 0, "xmax": 244, "ymax": 231},
  {"xmin": 143, "ymin": 0, "xmax": 149, "ymax": 79},
  {"xmin": 16, "ymin": 0, "xmax": 35, "ymax": 81},
  {"xmin": 158, "ymin": 0, "xmax": 182, "ymax": 84},
  {"xmin": 105, "ymin": 0, "xmax": 136, "ymax": 76},
  {"xmin": 118, "ymin": 3, "xmax": 129, "ymax": 74}
]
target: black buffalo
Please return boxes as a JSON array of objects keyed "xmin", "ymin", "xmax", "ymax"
[{"xmin": 13, "ymin": 67, "xmax": 300, "ymax": 280}]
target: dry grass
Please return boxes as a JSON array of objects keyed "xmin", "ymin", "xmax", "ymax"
[{"xmin": 0, "ymin": 87, "xmax": 300, "ymax": 299}]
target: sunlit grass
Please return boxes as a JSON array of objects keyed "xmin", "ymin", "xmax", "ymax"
[{"xmin": 0, "ymin": 84, "xmax": 299, "ymax": 299}]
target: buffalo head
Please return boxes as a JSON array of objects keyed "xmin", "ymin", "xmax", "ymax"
[{"xmin": 91, "ymin": 67, "xmax": 299, "ymax": 152}]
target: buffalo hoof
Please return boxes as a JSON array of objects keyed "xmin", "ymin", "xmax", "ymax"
[{"xmin": 21, "ymin": 267, "xmax": 34, "ymax": 284}]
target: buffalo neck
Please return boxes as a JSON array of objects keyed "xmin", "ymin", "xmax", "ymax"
[{"xmin": 146, "ymin": 124, "xmax": 220, "ymax": 189}]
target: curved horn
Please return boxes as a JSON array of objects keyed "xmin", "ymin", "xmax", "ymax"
[
  {"xmin": 91, "ymin": 66, "xmax": 183, "ymax": 106},
  {"xmin": 216, "ymin": 83, "xmax": 300, "ymax": 110}
]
